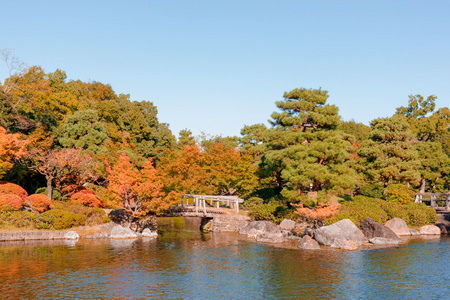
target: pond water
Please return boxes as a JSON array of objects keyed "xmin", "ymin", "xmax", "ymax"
[{"xmin": 0, "ymin": 217, "xmax": 449, "ymax": 299}]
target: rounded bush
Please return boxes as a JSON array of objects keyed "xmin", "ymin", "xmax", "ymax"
[
  {"xmin": 41, "ymin": 209, "xmax": 86, "ymax": 230},
  {"xmin": 25, "ymin": 194, "xmax": 53, "ymax": 213},
  {"xmin": 0, "ymin": 181, "xmax": 28, "ymax": 200},
  {"xmin": 70, "ymin": 191, "xmax": 105, "ymax": 208},
  {"xmin": 0, "ymin": 194, "xmax": 24, "ymax": 212}
]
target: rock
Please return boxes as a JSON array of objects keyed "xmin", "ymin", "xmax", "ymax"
[
  {"xmin": 314, "ymin": 219, "xmax": 365, "ymax": 246},
  {"xmin": 331, "ymin": 239, "xmax": 358, "ymax": 250},
  {"xmin": 256, "ymin": 232, "xmax": 285, "ymax": 243},
  {"xmin": 369, "ymin": 237, "xmax": 401, "ymax": 245},
  {"xmin": 279, "ymin": 219, "xmax": 296, "ymax": 231},
  {"xmin": 293, "ymin": 222, "xmax": 309, "ymax": 236},
  {"xmin": 297, "ymin": 235, "xmax": 321, "ymax": 250},
  {"xmin": 110, "ymin": 225, "xmax": 138, "ymax": 239},
  {"xmin": 108, "ymin": 209, "xmax": 157, "ymax": 233},
  {"xmin": 419, "ymin": 225, "xmax": 441, "ymax": 235},
  {"xmin": 409, "ymin": 229, "xmax": 420, "ymax": 236},
  {"xmin": 64, "ymin": 231, "xmax": 79, "ymax": 240},
  {"xmin": 209, "ymin": 215, "xmax": 250, "ymax": 232},
  {"xmin": 435, "ymin": 214, "xmax": 450, "ymax": 234},
  {"xmin": 142, "ymin": 228, "xmax": 158, "ymax": 238},
  {"xmin": 304, "ymin": 228, "xmax": 316, "ymax": 238},
  {"xmin": 385, "ymin": 218, "xmax": 411, "ymax": 236},
  {"xmin": 360, "ymin": 217, "xmax": 400, "ymax": 241},
  {"xmin": 239, "ymin": 221, "xmax": 280, "ymax": 238}
]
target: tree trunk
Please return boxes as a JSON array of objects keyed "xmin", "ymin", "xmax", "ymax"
[
  {"xmin": 47, "ymin": 177, "xmax": 53, "ymax": 200},
  {"xmin": 420, "ymin": 178, "xmax": 426, "ymax": 194}
]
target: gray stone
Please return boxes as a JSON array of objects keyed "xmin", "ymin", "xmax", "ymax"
[
  {"xmin": 64, "ymin": 231, "xmax": 79, "ymax": 240},
  {"xmin": 239, "ymin": 221, "xmax": 280, "ymax": 238},
  {"xmin": 435, "ymin": 214, "xmax": 450, "ymax": 234},
  {"xmin": 360, "ymin": 217, "xmax": 400, "ymax": 241},
  {"xmin": 409, "ymin": 229, "xmax": 420, "ymax": 236},
  {"xmin": 110, "ymin": 225, "xmax": 138, "ymax": 239},
  {"xmin": 256, "ymin": 232, "xmax": 285, "ymax": 243},
  {"xmin": 385, "ymin": 218, "xmax": 411, "ymax": 236},
  {"xmin": 369, "ymin": 237, "xmax": 401, "ymax": 245},
  {"xmin": 297, "ymin": 235, "xmax": 321, "ymax": 250},
  {"xmin": 142, "ymin": 228, "xmax": 158, "ymax": 238},
  {"xmin": 279, "ymin": 219, "xmax": 296, "ymax": 231},
  {"xmin": 331, "ymin": 239, "xmax": 358, "ymax": 250},
  {"xmin": 419, "ymin": 225, "xmax": 441, "ymax": 235},
  {"xmin": 314, "ymin": 219, "xmax": 365, "ymax": 246},
  {"xmin": 209, "ymin": 215, "xmax": 250, "ymax": 232}
]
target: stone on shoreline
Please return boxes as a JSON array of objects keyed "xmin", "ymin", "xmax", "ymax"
[
  {"xmin": 297, "ymin": 235, "xmax": 320, "ymax": 250},
  {"xmin": 419, "ymin": 225, "xmax": 441, "ymax": 235},
  {"xmin": 385, "ymin": 218, "xmax": 411, "ymax": 236},
  {"xmin": 314, "ymin": 219, "xmax": 365, "ymax": 247},
  {"xmin": 331, "ymin": 239, "xmax": 358, "ymax": 250},
  {"xmin": 360, "ymin": 217, "xmax": 400, "ymax": 241},
  {"xmin": 369, "ymin": 237, "xmax": 401, "ymax": 245},
  {"xmin": 64, "ymin": 231, "xmax": 79, "ymax": 240},
  {"xmin": 110, "ymin": 225, "xmax": 138, "ymax": 239},
  {"xmin": 142, "ymin": 228, "xmax": 158, "ymax": 238},
  {"xmin": 279, "ymin": 219, "xmax": 296, "ymax": 231}
]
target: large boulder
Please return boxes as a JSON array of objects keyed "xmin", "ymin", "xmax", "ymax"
[
  {"xmin": 360, "ymin": 218, "xmax": 400, "ymax": 241},
  {"xmin": 419, "ymin": 225, "xmax": 441, "ymax": 235},
  {"xmin": 256, "ymin": 232, "xmax": 285, "ymax": 243},
  {"xmin": 435, "ymin": 214, "xmax": 450, "ymax": 234},
  {"xmin": 279, "ymin": 219, "xmax": 296, "ymax": 231},
  {"xmin": 331, "ymin": 239, "xmax": 358, "ymax": 250},
  {"xmin": 297, "ymin": 235, "xmax": 320, "ymax": 250},
  {"xmin": 64, "ymin": 231, "xmax": 79, "ymax": 240},
  {"xmin": 314, "ymin": 219, "xmax": 365, "ymax": 246},
  {"xmin": 108, "ymin": 209, "xmax": 157, "ymax": 233},
  {"xmin": 110, "ymin": 225, "xmax": 138, "ymax": 239},
  {"xmin": 239, "ymin": 221, "xmax": 280, "ymax": 238},
  {"xmin": 385, "ymin": 218, "xmax": 411, "ymax": 236}
]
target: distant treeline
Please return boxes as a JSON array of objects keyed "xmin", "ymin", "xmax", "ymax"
[{"xmin": 1, "ymin": 61, "xmax": 449, "ymax": 217}]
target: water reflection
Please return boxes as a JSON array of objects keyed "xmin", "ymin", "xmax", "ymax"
[{"xmin": 0, "ymin": 219, "xmax": 448, "ymax": 299}]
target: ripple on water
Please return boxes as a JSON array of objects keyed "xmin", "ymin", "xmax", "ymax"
[{"xmin": 0, "ymin": 229, "xmax": 448, "ymax": 299}]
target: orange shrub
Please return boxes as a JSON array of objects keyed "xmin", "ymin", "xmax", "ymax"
[
  {"xmin": 25, "ymin": 194, "xmax": 53, "ymax": 213},
  {"xmin": 61, "ymin": 184, "xmax": 95, "ymax": 196},
  {"xmin": 0, "ymin": 181, "xmax": 28, "ymax": 200},
  {"xmin": 0, "ymin": 194, "xmax": 24, "ymax": 211},
  {"xmin": 70, "ymin": 191, "xmax": 105, "ymax": 208},
  {"xmin": 293, "ymin": 203, "xmax": 341, "ymax": 222}
]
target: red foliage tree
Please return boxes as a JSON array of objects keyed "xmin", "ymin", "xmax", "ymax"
[
  {"xmin": 0, "ymin": 181, "xmax": 28, "ymax": 200},
  {"xmin": 24, "ymin": 148, "xmax": 97, "ymax": 200},
  {"xmin": 25, "ymin": 194, "xmax": 53, "ymax": 213},
  {"xmin": 0, "ymin": 194, "xmax": 24, "ymax": 212},
  {"xmin": 0, "ymin": 126, "xmax": 28, "ymax": 178}
]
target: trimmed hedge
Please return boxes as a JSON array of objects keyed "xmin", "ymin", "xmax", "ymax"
[{"xmin": 330, "ymin": 196, "xmax": 437, "ymax": 227}]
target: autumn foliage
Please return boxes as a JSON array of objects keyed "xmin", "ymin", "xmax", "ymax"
[
  {"xmin": 0, "ymin": 126, "xmax": 28, "ymax": 178},
  {"xmin": 292, "ymin": 203, "xmax": 341, "ymax": 222},
  {"xmin": 70, "ymin": 191, "xmax": 105, "ymax": 208},
  {"xmin": 0, "ymin": 181, "xmax": 28, "ymax": 200},
  {"xmin": 25, "ymin": 194, "xmax": 53, "ymax": 213},
  {"xmin": 0, "ymin": 194, "xmax": 24, "ymax": 212}
]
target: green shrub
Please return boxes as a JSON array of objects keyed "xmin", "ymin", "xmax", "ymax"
[
  {"xmin": 52, "ymin": 201, "xmax": 109, "ymax": 226},
  {"xmin": 248, "ymin": 201, "xmax": 284, "ymax": 223},
  {"xmin": 241, "ymin": 197, "xmax": 264, "ymax": 210},
  {"xmin": 0, "ymin": 211, "xmax": 35, "ymax": 229},
  {"xmin": 41, "ymin": 209, "xmax": 86, "ymax": 230},
  {"xmin": 359, "ymin": 183, "xmax": 384, "ymax": 198},
  {"xmin": 35, "ymin": 187, "xmax": 66, "ymax": 201},
  {"xmin": 331, "ymin": 195, "xmax": 437, "ymax": 227},
  {"xmin": 385, "ymin": 184, "xmax": 414, "ymax": 204}
]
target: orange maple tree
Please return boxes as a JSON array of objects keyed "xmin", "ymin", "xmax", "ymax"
[
  {"xmin": 106, "ymin": 153, "xmax": 164, "ymax": 215},
  {"xmin": 0, "ymin": 126, "xmax": 28, "ymax": 178}
]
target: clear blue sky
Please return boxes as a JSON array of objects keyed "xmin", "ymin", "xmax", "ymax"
[{"xmin": 1, "ymin": 0, "xmax": 449, "ymax": 138}]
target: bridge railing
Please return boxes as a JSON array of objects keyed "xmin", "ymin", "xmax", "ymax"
[
  {"xmin": 181, "ymin": 194, "xmax": 244, "ymax": 215},
  {"xmin": 415, "ymin": 193, "xmax": 450, "ymax": 211}
]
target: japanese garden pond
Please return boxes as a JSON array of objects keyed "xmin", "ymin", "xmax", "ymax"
[{"xmin": 0, "ymin": 217, "xmax": 449, "ymax": 299}]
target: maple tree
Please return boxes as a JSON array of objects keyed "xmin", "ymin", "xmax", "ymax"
[
  {"xmin": 23, "ymin": 148, "xmax": 96, "ymax": 200},
  {"xmin": 106, "ymin": 153, "xmax": 164, "ymax": 216},
  {"xmin": 0, "ymin": 126, "xmax": 28, "ymax": 178}
]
